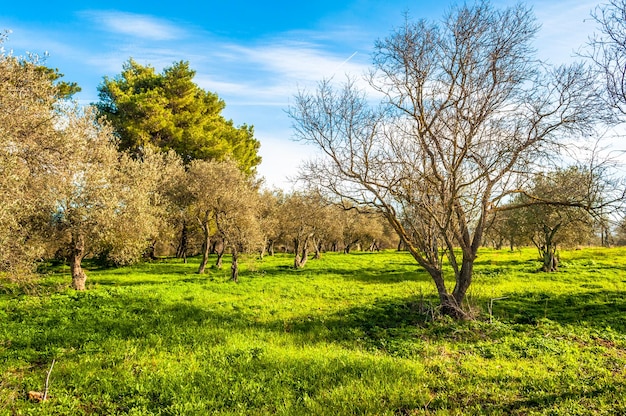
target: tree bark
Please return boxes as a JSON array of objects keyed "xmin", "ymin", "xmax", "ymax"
[
  {"xmin": 259, "ymin": 237, "xmax": 267, "ymax": 259},
  {"xmin": 215, "ymin": 239, "xmax": 225, "ymax": 268},
  {"xmin": 70, "ymin": 234, "xmax": 87, "ymax": 290},
  {"xmin": 197, "ymin": 224, "xmax": 210, "ymax": 274},
  {"xmin": 176, "ymin": 221, "xmax": 188, "ymax": 263},
  {"xmin": 293, "ymin": 238, "xmax": 309, "ymax": 269},
  {"xmin": 313, "ymin": 238, "xmax": 322, "ymax": 259},
  {"xmin": 144, "ymin": 239, "xmax": 158, "ymax": 260},
  {"xmin": 540, "ymin": 224, "xmax": 561, "ymax": 272},
  {"xmin": 231, "ymin": 248, "xmax": 239, "ymax": 283},
  {"xmin": 541, "ymin": 244, "xmax": 559, "ymax": 272},
  {"xmin": 452, "ymin": 255, "xmax": 475, "ymax": 310}
]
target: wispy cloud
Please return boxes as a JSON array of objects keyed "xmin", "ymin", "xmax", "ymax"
[
  {"xmin": 187, "ymin": 36, "xmax": 372, "ymax": 107},
  {"xmin": 80, "ymin": 11, "xmax": 187, "ymax": 41},
  {"xmin": 531, "ymin": 0, "xmax": 597, "ymax": 62}
]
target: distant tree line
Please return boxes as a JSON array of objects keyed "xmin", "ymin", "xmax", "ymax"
[{"xmin": 0, "ymin": 40, "xmax": 399, "ymax": 289}]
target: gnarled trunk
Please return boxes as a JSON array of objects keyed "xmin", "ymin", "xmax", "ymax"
[
  {"xmin": 215, "ymin": 239, "xmax": 226, "ymax": 268},
  {"xmin": 259, "ymin": 237, "xmax": 267, "ymax": 260},
  {"xmin": 144, "ymin": 239, "xmax": 158, "ymax": 261},
  {"xmin": 197, "ymin": 224, "xmax": 210, "ymax": 274},
  {"xmin": 70, "ymin": 234, "xmax": 87, "ymax": 290},
  {"xmin": 536, "ymin": 224, "xmax": 561, "ymax": 272},
  {"xmin": 176, "ymin": 221, "xmax": 188, "ymax": 263},
  {"xmin": 541, "ymin": 244, "xmax": 559, "ymax": 272},
  {"xmin": 451, "ymin": 255, "xmax": 475, "ymax": 313},
  {"xmin": 293, "ymin": 237, "xmax": 309, "ymax": 269},
  {"xmin": 312, "ymin": 238, "xmax": 322, "ymax": 259},
  {"xmin": 231, "ymin": 248, "xmax": 239, "ymax": 283}
]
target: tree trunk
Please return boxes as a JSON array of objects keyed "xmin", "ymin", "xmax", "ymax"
[
  {"xmin": 144, "ymin": 239, "xmax": 158, "ymax": 261},
  {"xmin": 312, "ymin": 239, "xmax": 322, "ymax": 259},
  {"xmin": 540, "ymin": 224, "xmax": 560, "ymax": 272},
  {"xmin": 268, "ymin": 240, "xmax": 275, "ymax": 256},
  {"xmin": 197, "ymin": 224, "xmax": 210, "ymax": 274},
  {"xmin": 541, "ymin": 244, "xmax": 559, "ymax": 272},
  {"xmin": 293, "ymin": 239, "xmax": 300, "ymax": 268},
  {"xmin": 70, "ymin": 234, "xmax": 87, "ymax": 290},
  {"xmin": 259, "ymin": 237, "xmax": 267, "ymax": 259},
  {"xmin": 424, "ymin": 266, "xmax": 464, "ymax": 318},
  {"xmin": 452, "ymin": 255, "xmax": 475, "ymax": 312},
  {"xmin": 215, "ymin": 239, "xmax": 225, "ymax": 269},
  {"xmin": 231, "ymin": 248, "xmax": 239, "ymax": 283},
  {"xmin": 410, "ymin": 248, "xmax": 472, "ymax": 320},
  {"xmin": 176, "ymin": 221, "xmax": 188, "ymax": 262},
  {"xmin": 293, "ymin": 238, "xmax": 309, "ymax": 269}
]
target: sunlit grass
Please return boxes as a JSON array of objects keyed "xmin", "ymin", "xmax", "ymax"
[{"xmin": 1, "ymin": 248, "xmax": 625, "ymax": 415}]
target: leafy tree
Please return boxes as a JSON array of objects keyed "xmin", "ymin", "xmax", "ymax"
[
  {"xmin": 186, "ymin": 159, "xmax": 261, "ymax": 276},
  {"xmin": 257, "ymin": 190, "xmax": 284, "ymax": 258},
  {"xmin": 483, "ymin": 208, "xmax": 531, "ymax": 250},
  {"xmin": 290, "ymin": 2, "xmax": 608, "ymax": 317},
  {"xmin": 336, "ymin": 208, "xmax": 385, "ymax": 254},
  {"xmin": 97, "ymin": 59, "xmax": 261, "ymax": 174},
  {"xmin": 280, "ymin": 193, "xmax": 329, "ymax": 269},
  {"xmin": 505, "ymin": 168, "xmax": 598, "ymax": 271},
  {"xmin": 0, "ymin": 34, "xmax": 76, "ymax": 276},
  {"xmin": 49, "ymin": 107, "xmax": 162, "ymax": 289}
]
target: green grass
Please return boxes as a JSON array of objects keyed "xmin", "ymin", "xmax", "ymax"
[{"xmin": 1, "ymin": 248, "xmax": 625, "ymax": 415}]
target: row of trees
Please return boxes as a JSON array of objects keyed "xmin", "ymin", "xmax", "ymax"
[{"xmin": 0, "ymin": 40, "xmax": 399, "ymax": 288}]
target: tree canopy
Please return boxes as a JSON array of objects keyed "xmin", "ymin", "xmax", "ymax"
[{"xmin": 96, "ymin": 59, "xmax": 261, "ymax": 174}]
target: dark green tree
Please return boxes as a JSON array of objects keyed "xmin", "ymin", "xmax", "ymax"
[{"xmin": 96, "ymin": 59, "xmax": 261, "ymax": 174}]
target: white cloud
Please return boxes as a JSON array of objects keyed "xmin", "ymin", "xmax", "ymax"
[
  {"xmin": 529, "ymin": 0, "xmax": 598, "ymax": 62},
  {"xmin": 187, "ymin": 35, "xmax": 373, "ymax": 109},
  {"xmin": 80, "ymin": 11, "xmax": 187, "ymax": 41}
]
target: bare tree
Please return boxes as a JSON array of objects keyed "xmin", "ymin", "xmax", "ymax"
[
  {"xmin": 589, "ymin": 0, "xmax": 626, "ymax": 115},
  {"xmin": 290, "ymin": 2, "xmax": 606, "ymax": 317}
]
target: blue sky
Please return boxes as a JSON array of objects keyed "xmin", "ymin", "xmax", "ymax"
[{"xmin": 1, "ymin": 0, "xmax": 602, "ymax": 188}]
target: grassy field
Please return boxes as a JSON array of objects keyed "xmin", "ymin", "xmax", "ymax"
[{"xmin": 1, "ymin": 248, "xmax": 625, "ymax": 415}]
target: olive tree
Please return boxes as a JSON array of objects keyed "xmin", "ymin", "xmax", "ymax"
[
  {"xmin": 186, "ymin": 159, "xmax": 261, "ymax": 276},
  {"xmin": 50, "ymin": 107, "xmax": 164, "ymax": 289},
  {"xmin": 507, "ymin": 168, "xmax": 598, "ymax": 271},
  {"xmin": 290, "ymin": 2, "xmax": 606, "ymax": 317},
  {"xmin": 280, "ymin": 192, "xmax": 329, "ymax": 269},
  {"xmin": 0, "ymin": 34, "xmax": 74, "ymax": 276}
]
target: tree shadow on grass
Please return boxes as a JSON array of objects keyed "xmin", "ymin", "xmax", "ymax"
[
  {"xmin": 495, "ymin": 384, "xmax": 626, "ymax": 414},
  {"xmin": 486, "ymin": 289, "xmax": 626, "ymax": 332},
  {"xmin": 4, "ymin": 292, "xmax": 231, "ymax": 363},
  {"xmin": 6, "ymin": 277, "xmax": 625, "ymax": 368}
]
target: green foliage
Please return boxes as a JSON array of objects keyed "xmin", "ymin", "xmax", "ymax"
[
  {"xmin": 2, "ymin": 248, "xmax": 626, "ymax": 414},
  {"xmin": 96, "ymin": 59, "xmax": 261, "ymax": 174},
  {"xmin": 33, "ymin": 65, "xmax": 81, "ymax": 99}
]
